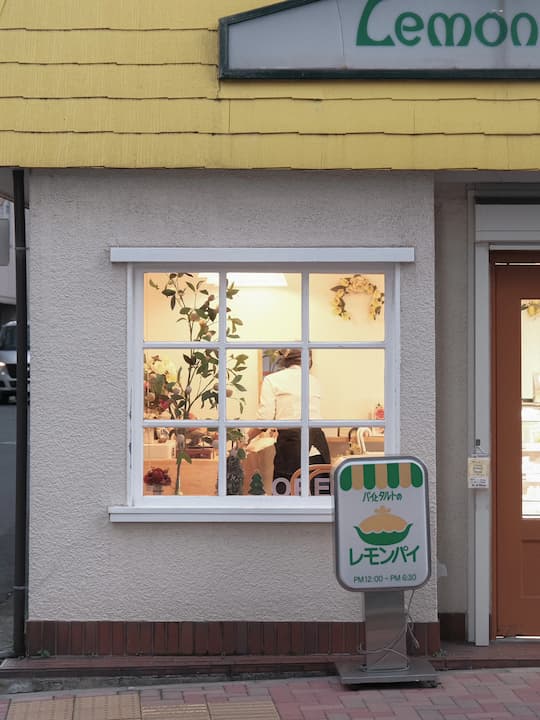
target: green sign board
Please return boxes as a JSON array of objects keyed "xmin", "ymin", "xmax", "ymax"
[{"xmin": 334, "ymin": 456, "xmax": 431, "ymax": 591}]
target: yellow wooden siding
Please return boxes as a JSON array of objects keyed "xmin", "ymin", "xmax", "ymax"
[
  {"xmin": 0, "ymin": 99, "xmax": 229, "ymax": 133},
  {"xmin": 0, "ymin": 0, "xmax": 271, "ymax": 29},
  {"xmin": 0, "ymin": 30, "xmax": 216, "ymax": 65},
  {"xmin": 220, "ymin": 81, "xmax": 540, "ymax": 101},
  {"xmin": 0, "ymin": 65, "xmax": 218, "ymax": 99},
  {"xmin": 2, "ymin": 98, "xmax": 540, "ymax": 136},
  {"xmin": 228, "ymin": 99, "xmax": 540, "ymax": 135},
  {"xmin": 0, "ymin": 132, "xmax": 535, "ymax": 169},
  {"xmin": 0, "ymin": 1, "xmax": 539, "ymax": 169}
]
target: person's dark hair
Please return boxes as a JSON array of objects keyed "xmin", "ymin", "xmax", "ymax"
[{"xmin": 277, "ymin": 349, "xmax": 312, "ymax": 369}]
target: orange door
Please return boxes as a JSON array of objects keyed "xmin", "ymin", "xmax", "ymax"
[{"xmin": 493, "ymin": 252, "xmax": 540, "ymax": 636}]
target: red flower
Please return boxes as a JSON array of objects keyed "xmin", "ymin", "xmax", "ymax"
[{"xmin": 144, "ymin": 467, "xmax": 172, "ymax": 486}]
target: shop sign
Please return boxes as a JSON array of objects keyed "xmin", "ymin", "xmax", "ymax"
[
  {"xmin": 220, "ymin": 0, "xmax": 540, "ymax": 79},
  {"xmin": 334, "ymin": 456, "xmax": 431, "ymax": 591}
]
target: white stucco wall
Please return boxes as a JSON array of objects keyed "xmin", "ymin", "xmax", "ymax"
[{"xmin": 27, "ymin": 169, "xmax": 437, "ymax": 622}]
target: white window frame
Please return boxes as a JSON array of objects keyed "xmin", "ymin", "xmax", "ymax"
[{"xmin": 109, "ymin": 246, "xmax": 414, "ymax": 522}]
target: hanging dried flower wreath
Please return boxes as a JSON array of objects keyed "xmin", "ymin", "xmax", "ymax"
[
  {"xmin": 522, "ymin": 300, "xmax": 540, "ymax": 318},
  {"xmin": 331, "ymin": 274, "xmax": 384, "ymax": 320}
]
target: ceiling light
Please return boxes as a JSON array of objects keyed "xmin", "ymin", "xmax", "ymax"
[{"xmin": 199, "ymin": 273, "xmax": 287, "ymax": 287}]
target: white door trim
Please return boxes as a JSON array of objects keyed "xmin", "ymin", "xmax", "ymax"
[{"xmin": 472, "ymin": 200, "xmax": 540, "ymax": 645}]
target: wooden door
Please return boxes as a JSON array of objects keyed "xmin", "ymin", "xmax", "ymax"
[{"xmin": 493, "ymin": 252, "xmax": 540, "ymax": 636}]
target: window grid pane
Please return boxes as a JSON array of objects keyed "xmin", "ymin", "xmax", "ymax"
[{"xmin": 140, "ymin": 268, "xmax": 388, "ymax": 499}]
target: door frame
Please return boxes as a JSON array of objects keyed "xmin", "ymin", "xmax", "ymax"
[
  {"xmin": 472, "ymin": 199, "xmax": 540, "ymax": 645},
  {"xmin": 490, "ymin": 250, "xmax": 540, "ymax": 637}
]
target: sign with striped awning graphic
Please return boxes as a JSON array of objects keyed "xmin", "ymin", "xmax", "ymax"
[{"xmin": 334, "ymin": 456, "xmax": 431, "ymax": 591}]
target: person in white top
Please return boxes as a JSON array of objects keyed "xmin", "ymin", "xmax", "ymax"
[{"xmin": 248, "ymin": 349, "xmax": 330, "ymax": 486}]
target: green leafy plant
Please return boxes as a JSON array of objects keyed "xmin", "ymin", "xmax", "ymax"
[{"xmin": 148, "ymin": 273, "xmax": 248, "ymax": 493}]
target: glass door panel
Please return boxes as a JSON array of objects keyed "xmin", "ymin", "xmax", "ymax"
[{"xmin": 521, "ymin": 298, "xmax": 540, "ymax": 516}]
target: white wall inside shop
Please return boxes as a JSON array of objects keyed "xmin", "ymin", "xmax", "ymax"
[
  {"xmin": 522, "ymin": 312, "xmax": 540, "ymax": 399},
  {"xmin": 27, "ymin": 169, "xmax": 437, "ymax": 623}
]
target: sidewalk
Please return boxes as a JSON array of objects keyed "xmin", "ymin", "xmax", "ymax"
[{"xmin": 2, "ymin": 667, "xmax": 540, "ymax": 720}]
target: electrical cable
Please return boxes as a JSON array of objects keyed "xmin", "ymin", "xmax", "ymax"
[{"xmin": 356, "ymin": 590, "xmax": 419, "ymax": 671}]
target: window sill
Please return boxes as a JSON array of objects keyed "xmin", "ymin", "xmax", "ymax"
[{"xmin": 108, "ymin": 497, "xmax": 334, "ymax": 523}]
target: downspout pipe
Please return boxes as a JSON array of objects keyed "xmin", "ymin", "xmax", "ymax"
[{"xmin": 12, "ymin": 169, "xmax": 28, "ymax": 657}]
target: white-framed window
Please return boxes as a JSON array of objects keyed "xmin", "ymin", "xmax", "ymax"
[{"xmin": 109, "ymin": 247, "xmax": 413, "ymax": 522}]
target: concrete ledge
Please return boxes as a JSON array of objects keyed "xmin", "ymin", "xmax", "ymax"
[{"xmin": 3, "ymin": 642, "xmax": 540, "ymax": 682}]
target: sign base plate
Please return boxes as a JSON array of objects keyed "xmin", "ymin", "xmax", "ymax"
[{"xmin": 336, "ymin": 657, "xmax": 438, "ymax": 687}]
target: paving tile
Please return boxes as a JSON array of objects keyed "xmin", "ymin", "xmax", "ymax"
[
  {"xmin": 264, "ymin": 702, "xmax": 303, "ymax": 720},
  {"xmin": 159, "ymin": 692, "xmax": 185, "ymax": 702},
  {"xmin": 7, "ymin": 698, "xmax": 74, "ymax": 720},
  {"xmin": 181, "ymin": 694, "xmax": 207, "ymax": 704},
  {"xmin": 269, "ymin": 688, "xmax": 296, "ymax": 702},
  {"xmin": 141, "ymin": 705, "xmax": 210, "ymax": 719},
  {"xmin": 416, "ymin": 711, "xmax": 445, "ymax": 720},
  {"xmin": 297, "ymin": 709, "xmax": 326, "ymax": 720},
  {"xmin": 312, "ymin": 692, "xmax": 345, "ymax": 706},
  {"xmin": 503, "ymin": 705, "xmax": 536, "ymax": 716},
  {"xmin": 340, "ymin": 710, "xmax": 375, "ymax": 719},
  {"xmin": 222, "ymin": 685, "xmax": 247, "ymax": 695},
  {"xmin": 339, "ymin": 695, "xmax": 368, "ymax": 709},
  {"xmin": 246, "ymin": 687, "xmax": 271, "ymax": 697},
  {"xmin": 208, "ymin": 700, "xmax": 279, "ymax": 719},
  {"xmin": 73, "ymin": 693, "xmax": 140, "ymax": 720}
]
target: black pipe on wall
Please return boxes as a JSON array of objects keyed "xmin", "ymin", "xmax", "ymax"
[{"xmin": 12, "ymin": 169, "xmax": 28, "ymax": 657}]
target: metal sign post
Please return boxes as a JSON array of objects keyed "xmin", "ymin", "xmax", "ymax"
[{"xmin": 333, "ymin": 456, "xmax": 437, "ymax": 685}]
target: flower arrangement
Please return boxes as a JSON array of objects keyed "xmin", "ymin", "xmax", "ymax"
[
  {"xmin": 330, "ymin": 274, "xmax": 384, "ymax": 320},
  {"xmin": 144, "ymin": 467, "xmax": 172, "ymax": 487},
  {"xmin": 144, "ymin": 354, "xmax": 178, "ymax": 417}
]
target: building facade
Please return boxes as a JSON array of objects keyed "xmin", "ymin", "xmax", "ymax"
[{"xmin": 1, "ymin": 0, "xmax": 540, "ymax": 656}]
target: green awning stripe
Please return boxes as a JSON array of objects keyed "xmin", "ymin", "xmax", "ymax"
[
  {"xmin": 411, "ymin": 463, "xmax": 424, "ymax": 487},
  {"xmin": 338, "ymin": 461, "xmax": 425, "ymax": 491},
  {"xmin": 363, "ymin": 463, "xmax": 376, "ymax": 490},
  {"xmin": 339, "ymin": 466, "xmax": 352, "ymax": 492},
  {"xmin": 387, "ymin": 463, "xmax": 400, "ymax": 488}
]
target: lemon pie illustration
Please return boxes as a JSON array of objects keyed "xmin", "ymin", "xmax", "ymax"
[{"xmin": 354, "ymin": 506, "xmax": 412, "ymax": 546}]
